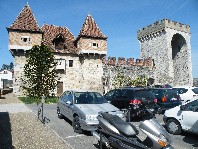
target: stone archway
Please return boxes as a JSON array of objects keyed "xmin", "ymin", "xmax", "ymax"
[
  {"xmin": 171, "ymin": 33, "xmax": 189, "ymax": 85},
  {"xmin": 171, "ymin": 33, "xmax": 186, "ymax": 60}
]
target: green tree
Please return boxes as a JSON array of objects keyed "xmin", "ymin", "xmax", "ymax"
[{"xmin": 23, "ymin": 44, "xmax": 58, "ymax": 99}]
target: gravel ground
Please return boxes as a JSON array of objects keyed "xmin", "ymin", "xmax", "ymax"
[{"xmin": 0, "ymin": 93, "xmax": 73, "ymax": 149}]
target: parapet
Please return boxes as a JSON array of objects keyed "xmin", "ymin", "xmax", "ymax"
[
  {"xmin": 137, "ymin": 18, "xmax": 190, "ymax": 40},
  {"xmin": 102, "ymin": 56, "xmax": 154, "ymax": 67}
]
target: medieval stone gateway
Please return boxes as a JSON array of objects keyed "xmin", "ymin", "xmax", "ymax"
[{"xmin": 7, "ymin": 4, "xmax": 192, "ymax": 96}]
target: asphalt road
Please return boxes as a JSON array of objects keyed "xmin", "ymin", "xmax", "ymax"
[{"xmin": 26, "ymin": 104, "xmax": 198, "ymax": 149}]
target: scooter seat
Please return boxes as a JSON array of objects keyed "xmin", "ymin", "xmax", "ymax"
[{"xmin": 101, "ymin": 113, "xmax": 139, "ymax": 137}]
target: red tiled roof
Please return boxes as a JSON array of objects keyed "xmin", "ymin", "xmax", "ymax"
[
  {"xmin": 77, "ymin": 14, "xmax": 107, "ymax": 39},
  {"xmin": 7, "ymin": 4, "xmax": 41, "ymax": 32},
  {"xmin": 41, "ymin": 24, "xmax": 78, "ymax": 54}
]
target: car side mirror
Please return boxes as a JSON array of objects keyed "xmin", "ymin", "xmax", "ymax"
[{"xmin": 180, "ymin": 105, "xmax": 185, "ymax": 111}]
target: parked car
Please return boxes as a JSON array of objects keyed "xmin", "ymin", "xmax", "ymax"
[
  {"xmin": 57, "ymin": 90, "xmax": 124, "ymax": 134},
  {"xmin": 163, "ymin": 98, "xmax": 198, "ymax": 135},
  {"xmin": 172, "ymin": 86, "xmax": 198, "ymax": 104},
  {"xmin": 103, "ymin": 87, "xmax": 160, "ymax": 119},
  {"xmin": 149, "ymin": 88, "xmax": 181, "ymax": 113}
]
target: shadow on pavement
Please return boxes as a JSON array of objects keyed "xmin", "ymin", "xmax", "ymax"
[
  {"xmin": 183, "ymin": 132, "xmax": 198, "ymax": 147},
  {"xmin": 0, "ymin": 112, "xmax": 15, "ymax": 149}
]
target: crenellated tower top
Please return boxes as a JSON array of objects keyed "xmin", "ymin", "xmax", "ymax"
[{"xmin": 137, "ymin": 18, "xmax": 190, "ymax": 40}]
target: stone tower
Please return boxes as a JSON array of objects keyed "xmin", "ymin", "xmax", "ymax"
[
  {"xmin": 137, "ymin": 18, "xmax": 193, "ymax": 86},
  {"xmin": 7, "ymin": 4, "xmax": 42, "ymax": 96},
  {"xmin": 75, "ymin": 14, "xmax": 107, "ymax": 93}
]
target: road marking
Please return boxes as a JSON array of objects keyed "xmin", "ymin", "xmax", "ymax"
[{"xmin": 65, "ymin": 134, "xmax": 84, "ymax": 139}]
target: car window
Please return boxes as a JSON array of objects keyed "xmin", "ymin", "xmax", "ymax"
[
  {"xmin": 164, "ymin": 89, "xmax": 179, "ymax": 98},
  {"xmin": 173, "ymin": 88, "xmax": 188, "ymax": 94},
  {"xmin": 150, "ymin": 89, "xmax": 163, "ymax": 97},
  {"xmin": 192, "ymin": 88, "xmax": 198, "ymax": 94},
  {"xmin": 104, "ymin": 89, "xmax": 124, "ymax": 101},
  {"xmin": 75, "ymin": 92, "xmax": 107, "ymax": 104},
  {"xmin": 185, "ymin": 99, "xmax": 198, "ymax": 112}
]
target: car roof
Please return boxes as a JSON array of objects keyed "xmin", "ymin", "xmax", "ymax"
[
  {"xmin": 64, "ymin": 89, "xmax": 98, "ymax": 93},
  {"xmin": 118, "ymin": 87, "xmax": 149, "ymax": 90},
  {"xmin": 148, "ymin": 88, "xmax": 172, "ymax": 90},
  {"xmin": 173, "ymin": 86, "xmax": 198, "ymax": 89}
]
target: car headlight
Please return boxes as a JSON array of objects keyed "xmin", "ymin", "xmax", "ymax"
[
  {"xmin": 158, "ymin": 134, "xmax": 168, "ymax": 147},
  {"xmin": 86, "ymin": 115, "xmax": 97, "ymax": 121}
]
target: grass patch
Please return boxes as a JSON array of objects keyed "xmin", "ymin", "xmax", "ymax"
[{"xmin": 18, "ymin": 96, "xmax": 58, "ymax": 104}]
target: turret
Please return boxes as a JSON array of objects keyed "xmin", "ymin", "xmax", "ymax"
[
  {"xmin": 7, "ymin": 4, "xmax": 42, "ymax": 56},
  {"xmin": 76, "ymin": 14, "xmax": 107, "ymax": 56}
]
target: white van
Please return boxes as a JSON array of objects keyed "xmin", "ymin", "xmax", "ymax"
[{"xmin": 163, "ymin": 98, "xmax": 198, "ymax": 135}]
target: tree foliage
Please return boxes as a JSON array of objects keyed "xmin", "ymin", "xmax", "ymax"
[
  {"xmin": 23, "ymin": 44, "xmax": 58, "ymax": 99},
  {"xmin": 1, "ymin": 62, "xmax": 13, "ymax": 70},
  {"xmin": 112, "ymin": 73, "xmax": 148, "ymax": 88}
]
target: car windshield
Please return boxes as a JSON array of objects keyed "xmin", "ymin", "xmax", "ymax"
[{"xmin": 74, "ymin": 92, "xmax": 108, "ymax": 104}]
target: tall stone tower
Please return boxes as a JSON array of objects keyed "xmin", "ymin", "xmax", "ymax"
[
  {"xmin": 75, "ymin": 14, "xmax": 107, "ymax": 93},
  {"xmin": 7, "ymin": 4, "xmax": 42, "ymax": 96},
  {"xmin": 137, "ymin": 18, "xmax": 193, "ymax": 86}
]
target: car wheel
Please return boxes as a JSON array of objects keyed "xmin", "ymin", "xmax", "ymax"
[
  {"xmin": 166, "ymin": 119, "xmax": 182, "ymax": 135},
  {"xmin": 72, "ymin": 116, "xmax": 83, "ymax": 134},
  {"xmin": 57, "ymin": 108, "xmax": 63, "ymax": 119}
]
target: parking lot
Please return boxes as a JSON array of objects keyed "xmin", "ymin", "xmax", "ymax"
[{"xmin": 26, "ymin": 104, "xmax": 198, "ymax": 149}]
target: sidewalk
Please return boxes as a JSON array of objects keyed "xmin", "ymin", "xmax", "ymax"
[{"xmin": 0, "ymin": 93, "xmax": 72, "ymax": 149}]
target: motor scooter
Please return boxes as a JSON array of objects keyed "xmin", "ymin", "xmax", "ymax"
[{"xmin": 92, "ymin": 103, "xmax": 173, "ymax": 149}]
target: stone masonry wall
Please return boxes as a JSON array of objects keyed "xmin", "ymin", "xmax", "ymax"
[
  {"xmin": 102, "ymin": 64, "xmax": 154, "ymax": 93},
  {"xmin": 139, "ymin": 29, "xmax": 192, "ymax": 86},
  {"xmin": 8, "ymin": 31, "xmax": 42, "ymax": 46},
  {"xmin": 138, "ymin": 19, "xmax": 193, "ymax": 86},
  {"xmin": 77, "ymin": 37, "xmax": 107, "ymax": 52},
  {"xmin": 13, "ymin": 55, "xmax": 27, "ymax": 96}
]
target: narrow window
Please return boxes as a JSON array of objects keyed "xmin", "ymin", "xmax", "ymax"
[
  {"xmin": 69, "ymin": 60, "xmax": 73, "ymax": 67},
  {"xmin": 92, "ymin": 43, "xmax": 98, "ymax": 47},
  {"xmin": 21, "ymin": 36, "xmax": 30, "ymax": 43}
]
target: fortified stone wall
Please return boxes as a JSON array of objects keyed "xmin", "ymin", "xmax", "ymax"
[
  {"xmin": 102, "ymin": 56, "xmax": 155, "ymax": 93},
  {"xmin": 102, "ymin": 64, "xmax": 154, "ymax": 94}
]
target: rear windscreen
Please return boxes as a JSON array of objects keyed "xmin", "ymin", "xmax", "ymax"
[
  {"xmin": 134, "ymin": 90, "xmax": 155, "ymax": 100},
  {"xmin": 164, "ymin": 89, "xmax": 179, "ymax": 98}
]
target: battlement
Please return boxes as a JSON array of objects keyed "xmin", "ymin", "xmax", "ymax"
[
  {"xmin": 102, "ymin": 56, "xmax": 154, "ymax": 67},
  {"xmin": 137, "ymin": 18, "xmax": 190, "ymax": 40}
]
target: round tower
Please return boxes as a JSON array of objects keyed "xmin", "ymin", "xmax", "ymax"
[{"xmin": 137, "ymin": 18, "xmax": 192, "ymax": 86}]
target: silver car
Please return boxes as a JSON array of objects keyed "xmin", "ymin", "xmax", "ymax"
[{"xmin": 57, "ymin": 90, "xmax": 125, "ymax": 134}]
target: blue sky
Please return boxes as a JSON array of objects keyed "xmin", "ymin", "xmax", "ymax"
[{"xmin": 0, "ymin": 0, "xmax": 198, "ymax": 77}]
